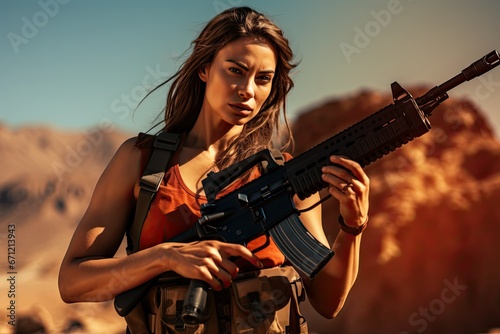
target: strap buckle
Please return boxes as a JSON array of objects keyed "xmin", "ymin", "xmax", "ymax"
[
  {"xmin": 291, "ymin": 277, "xmax": 306, "ymax": 303},
  {"xmin": 154, "ymin": 132, "xmax": 181, "ymax": 151},
  {"xmin": 139, "ymin": 172, "xmax": 164, "ymax": 193}
]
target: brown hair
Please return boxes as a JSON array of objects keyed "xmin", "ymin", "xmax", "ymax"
[{"xmin": 147, "ymin": 6, "xmax": 296, "ymax": 169}]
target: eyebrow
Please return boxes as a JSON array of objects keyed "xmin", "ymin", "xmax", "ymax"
[{"xmin": 226, "ymin": 59, "xmax": 275, "ymax": 74}]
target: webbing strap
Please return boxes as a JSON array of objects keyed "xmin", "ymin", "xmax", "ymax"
[
  {"xmin": 287, "ymin": 275, "xmax": 306, "ymax": 334},
  {"xmin": 127, "ymin": 132, "xmax": 181, "ymax": 254}
]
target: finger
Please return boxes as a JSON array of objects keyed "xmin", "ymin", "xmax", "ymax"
[
  {"xmin": 193, "ymin": 258, "xmax": 230, "ymax": 290},
  {"xmin": 202, "ymin": 269, "xmax": 224, "ymax": 291},
  {"xmin": 321, "ymin": 173, "xmax": 355, "ymax": 196},
  {"xmin": 221, "ymin": 243, "xmax": 263, "ymax": 269},
  {"xmin": 210, "ymin": 265, "xmax": 234, "ymax": 289},
  {"xmin": 340, "ymin": 178, "xmax": 355, "ymax": 194},
  {"xmin": 321, "ymin": 163, "xmax": 353, "ymax": 184},
  {"xmin": 216, "ymin": 256, "xmax": 240, "ymax": 279},
  {"xmin": 328, "ymin": 156, "xmax": 369, "ymax": 184}
]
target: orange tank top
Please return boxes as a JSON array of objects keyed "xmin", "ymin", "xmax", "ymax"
[{"xmin": 137, "ymin": 138, "xmax": 290, "ymax": 271}]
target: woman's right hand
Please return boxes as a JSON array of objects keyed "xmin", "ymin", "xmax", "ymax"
[{"xmin": 162, "ymin": 240, "xmax": 263, "ymax": 290}]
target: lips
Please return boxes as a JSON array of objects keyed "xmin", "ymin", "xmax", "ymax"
[{"xmin": 229, "ymin": 103, "xmax": 253, "ymax": 116}]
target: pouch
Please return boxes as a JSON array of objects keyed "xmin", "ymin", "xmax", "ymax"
[
  {"xmin": 147, "ymin": 280, "xmax": 218, "ymax": 334},
  {"xmin": 144, "ymin": 267, "xmax": 308, "ymax": 334},
  {"xmin": 231, "ymin": 274, "xmax": 294, "ymax": 333}
]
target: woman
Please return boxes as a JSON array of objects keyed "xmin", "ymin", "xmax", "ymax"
[{"xmin": 59, "ymin": 6, "xmax": 369, "ymax": 334}]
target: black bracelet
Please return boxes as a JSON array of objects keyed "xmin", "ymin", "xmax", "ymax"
[{"xmin": 338, "ymin": 215, "xmax": 368, "ymax": 236}]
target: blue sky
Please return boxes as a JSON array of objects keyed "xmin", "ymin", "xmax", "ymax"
[{"xmin": 1, "ymin": 0, "xmax": 500, "ymax": 135}]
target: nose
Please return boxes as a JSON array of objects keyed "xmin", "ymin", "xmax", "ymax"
[{"xmin": 237, "ymin": 79, "xmax": 255, "ymax": 99}]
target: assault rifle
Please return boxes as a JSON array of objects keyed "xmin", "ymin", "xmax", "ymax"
[{"xmin": 115, "ymin": 50, "xmax": 500, "ymax": 323}]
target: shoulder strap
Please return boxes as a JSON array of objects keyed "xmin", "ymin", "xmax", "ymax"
[
  {"xmin": 127, "ymin": 132, "xmax": 181, "ymax": 254},
  {"xmin": 263, "ymin": 148, "xmax": 285, "ymax": 171}
]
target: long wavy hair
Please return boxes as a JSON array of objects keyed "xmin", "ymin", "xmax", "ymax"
[{"xmin": 147, "ymin": 6, "xmax": 296, "ymax": 170}]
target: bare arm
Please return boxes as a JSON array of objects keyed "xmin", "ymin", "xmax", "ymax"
[
  {"xmin": 58, "ymin": 138, "xmax": 262, "ymax": 303},
  {"xmin": 295, "ymin": 155, "xmax": 369, "ymax": 319},
  {"xmin": 58, "ymin": 138, "xmax": 165, "ymax": 302}
]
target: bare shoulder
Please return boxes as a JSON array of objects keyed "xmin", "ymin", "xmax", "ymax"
[
  {"xmin": 63, "ymin": 137, "xmax": 142, "ymax": 259},
  {"xmin": 114, "ymin": 136, "xmax": 141, "ymax": 165},
  {"xmin": 102, "ymin": 136, "xmax": 142, "ymax": 183}
]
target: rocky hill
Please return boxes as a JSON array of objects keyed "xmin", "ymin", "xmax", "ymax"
[
  {"xmin": 1, "ymin": 87, "xmax": 500, "ymax": 333},
  {"xmin": 292, "ymin": 88, "xmax": 500, "ymax": 334},
  {"xmin": 0, "ymin": 124, "xmax": 132, "ymax": 334}
]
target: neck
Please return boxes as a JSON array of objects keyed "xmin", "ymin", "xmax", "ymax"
[{"xmin": 184, "ymin": 109, "xmax": 242, "ymax": 153}]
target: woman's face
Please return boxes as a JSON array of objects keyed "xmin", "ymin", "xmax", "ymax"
[{"xmin": 199, "ymin": 37, "xmax": 277, "ymax": 127}]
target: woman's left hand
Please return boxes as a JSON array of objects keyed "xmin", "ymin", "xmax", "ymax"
[{"xmin": 321, "ymin": 155, "xmax": 370, "ymax": 228}]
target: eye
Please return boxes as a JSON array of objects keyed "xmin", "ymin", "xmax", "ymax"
[
  {"xmin": 229, "ymin": 67, "xmax": 243, "ymax": 75},
  {"xmin": 257, "ymin": 75, "xmax": 272, "ymax": 83}
]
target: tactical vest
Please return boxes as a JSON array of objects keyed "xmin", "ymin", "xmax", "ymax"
[{"xmin": 121, "ymin": 132, "xmax": 308, "ymax": 334}]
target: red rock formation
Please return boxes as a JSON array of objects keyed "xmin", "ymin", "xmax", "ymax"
[{"xmin": 292, "ymin": 88, "xmax": 500, "ymax": 334}]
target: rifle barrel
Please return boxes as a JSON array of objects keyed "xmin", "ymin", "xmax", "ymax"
[{"xmin": 416, "ymin": 50, "xmax": 500, "ymax": 111}]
